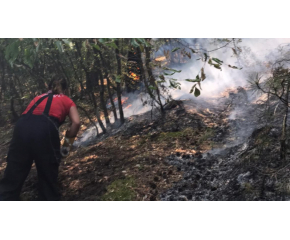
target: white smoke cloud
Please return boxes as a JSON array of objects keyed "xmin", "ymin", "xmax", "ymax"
[{"xmin": 158, "ymin": 38, "xmax": 290, "ymax": 100}]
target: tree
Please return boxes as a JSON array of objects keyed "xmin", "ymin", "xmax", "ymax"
[{"xmin": 251, "ymin": 65, "xmax": 290, "ymax": 163}]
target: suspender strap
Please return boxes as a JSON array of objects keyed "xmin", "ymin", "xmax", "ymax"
[
  {"xmin": 27, "ymin": 94, "xmax": 49, "ymax": 114},
  {"xmin": 43, "ymin": 93, "xmax": 53, "ymax": 116}
]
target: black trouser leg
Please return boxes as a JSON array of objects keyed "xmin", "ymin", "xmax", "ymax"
[
  {"xmin": 35, "ymin": 155, "xmax": 61, "ymax": 201},
  {"xmin": 0, "ymin": 152, "xmax": 33, "ymax": 201},
  {"xmin": 0, "ymin": 117, "xmax": 33, "ymax": 201},
  {"xmin": 32, "ymin": 116, "xmax": 61, "ymax": 201}
]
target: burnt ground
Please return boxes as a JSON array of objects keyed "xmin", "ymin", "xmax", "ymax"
[{"xmin": 1, "ymin": 87, "xmax": 290, "ymax": 200}]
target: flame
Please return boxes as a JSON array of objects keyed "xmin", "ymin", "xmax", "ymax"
[
  {"xmin": 129, "ymin": 72, "xmax": 140, "ymax": 81},
  {"xmin": 155, "ymin": 56, "xmax": 166, "ymax": 62},
  {"xmin": 124, "ymin": 104, "xmax": 132, "ymax": 110},
  {"xmin": 107, "ymin": 97, "xmax": 129, "ymax": 108},
  {"xmin": 122, "ymin": 97, "xmax": 129, "ymax": 104}
]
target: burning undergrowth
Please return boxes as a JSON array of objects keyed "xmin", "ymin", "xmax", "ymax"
[{"xmin": 161, "ymin": 87, "xmax": 290, "ymax": 201}]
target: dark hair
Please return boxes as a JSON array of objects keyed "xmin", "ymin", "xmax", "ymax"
[{"xmin": 48, "ymin": 77, "xmax": 67, "ymax": 94}]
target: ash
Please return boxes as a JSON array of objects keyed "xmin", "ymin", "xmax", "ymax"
[{"xmin": 161, "ymin": 87, "xmax": 290, "ymax": 201}]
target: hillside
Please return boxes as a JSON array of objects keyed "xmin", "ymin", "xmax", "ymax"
[{"xmin": 1, "ymin": 86, "xmax": 289, "ymax": 200}]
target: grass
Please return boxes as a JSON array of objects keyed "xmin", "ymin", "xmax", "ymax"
[
  {"xmin": 136, "ymin": 127, "xmax": 215, "ymax": 151},
  {"xmin": 101, "ymin": 177, "xmax": 137, "ymax": 201},
  {"xmin": 197, "ymin": 127, "xmax": 214, "ymax": 144}
]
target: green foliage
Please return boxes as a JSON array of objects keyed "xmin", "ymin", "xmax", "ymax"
[
  {"xmin": 212, "ymin": 58, "xmax": 223, "ymax": 65},
  {"xmin": 115, "ymin": 75, "xmax": 121, "ymax": 83},
  {"xmin": 197, "ymin": 127, "xmax": 214, "ymax": 144},
  {"xmin": 228, "ymin": 65, "xmax": 242, "ymax": 70},
  {"xmin": 23, "ymin": 48, "xmax": 36, "ymax": 68},
  {"xmin": 168, "ymin": 78, "xmax": 181, "ymax": 90},
  {"xmin": 163, "ymin": 67, "xmax": 182, "ymax": 73},
  {"xmin": 101, "ymin": 177, "xmax": 136, "ymax": 201},
  {"xmin": 171, "ymin": 47, "xmax": 180, "ymax": 52},
  {"xmin": 5, "ymin": 40, "xmax": 20, "ymax": 67},
  {"xmin": 164, "ymin": 72, "xmax": 175, "ymax": 76},
  {"xmin": 194, "ymin": 87, "xmax": 200, "ymax": 97},
  {"xmin": 54, "ymin": 40, "xmax": 64, "ymax": 53}
]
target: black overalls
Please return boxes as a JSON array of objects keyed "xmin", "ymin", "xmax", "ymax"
[{"xmin": 0, "ymin": 93, "xmax": 62, "ymax": 201}]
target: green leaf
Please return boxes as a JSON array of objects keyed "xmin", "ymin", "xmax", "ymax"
[
  {"xmin": 213, "ymin": 64, "xmax": 222, "ymax": 70},
  {"xmin": 98, "ymin": 38, "xmax": 107, "ymax": 43},
  {"xmin": 159, "ymin": 75, "xmax": 165, "ymax": 81},
  {"xmin": 171, "ymin": 47, "xmax": 180, "ymax": 52},
  {"xmin": 5, "ymin": 40, "xmax": 20, "ymax": 65},
  {"xmin": 169, "ymin": 79, "xmax": 181, "ymax": 89},
  {"xmin": 62, "ymin": 39, "xmax": 71, "ymax": 45},
  {"xmin": 92, "ymin": 44, "xmax": 100, "ymax": 51},
  {"xmin": 185, "ymin": 79, "xmax": 201, "ymax": 82},
  {"xmin": 107, "ymin": 42, "xmax": 118, "ymax": 49},
  {"xmin": 232, "ymin": 48, "xmax": 237, "ymax": 55},
  {"xmin": 36, "ymin": 43, "xmax": 40, "ymax": 53},
  {"xmin": 194, "ymin": 87, "xmax": 200, "ymax": 97},
  {"xmin": 228, "ymin": 65, "xmax": 242, "ymax": 70},
  {"xmin": 55, "ymin": 41, "xmax": 63, "ymax": 52},
  {"xmin": 212, "ymin": 58, "xmax": 223, "ymax": 65},
  {"xmin": 201, "ymin": 67, "xmax": 206, "ymax": 81},
  {"xmin": 189, "ymin": 48, "xmax": 197, "ymax": 53},
  {"xmin": 164, "ymin": 72, "xmax": 175, "ymax": 76},
  {"xmin": 82, "ymin": 41, "xmax": 86, "ymax": 49},
  {"xmin": 136, "ymin": 38, "xmax": 150, "ymax": 47},
  {"xmin": 115, "ymin": 75, "xmax": 121, "ymax": 83},
  {"xmin": 149, "ymin": 85, "xmax": 157, "ymax": 90},
  {"xmin": 162, "ymin": 67, "xmax": 182, "ymax": 73},
  {"xmin": 131, "ymin": 39, "xmax": 139, "ymax": 48},
  {"xmin": 190, "ymin": 84, "xmax": 197, "ymax": 93},
  {"xmin": 204, "ymin": 53, "xmax": 208, "ymax": 62}
]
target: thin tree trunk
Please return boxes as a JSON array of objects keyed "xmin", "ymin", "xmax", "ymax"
[
  {"xmin": 66, "ymin": 51, "xmax": 84, "ymax": 98},
  {"xmin": 106, "ymin": 77, "xmax": 118, "ymax": 121},
  {"xmin": 115, "ymin": 39, "xmax": 125, "ymax": 124},
  {"xmin": 98, "ymin": 50, "xmax": 118, "ymax": 122},
  {"xmin": 91, "ymin": 91, "xmax": 106, "ymax": 134},
  {"xmin": 77, "ymin": 105, "xmax": 99, "ymax": 134},
  {"xmin": 280, "ymin": 77, "xmax": 290, "ymax": 163},
  {"xmin": 145, "ymin": 44, "xmax": 164, "ymax": 113},
  {"xmin": 92, "ymin": 48, "xmax": 111, "ymax": 125},
  {"xmin": 136, "ymin": 46, "xmax": 157, "ymax": 101},
  {"xmin": 97, "ymin": 70, "xmax": 110, "ymax": 125},
  {"xmin": 10, "ymin": 97, "xmax": 19, "ymax": 122}
]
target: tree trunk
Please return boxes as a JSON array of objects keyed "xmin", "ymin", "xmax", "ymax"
[
  {"xmin": 91, "ymin": 91, "xmax": 106, "ymax": 134},
  {"xmin": 98, "ymin": 71, "xmax": 111, "ymax": 125},
  {"xmin": 92, "ymin": 48, "xmax": 111, "ymax": 125},
  {"xmin": 144, "ymin": 44, "xmax": 164, "ymax": 113},
  {"xmin": 66, "ymin": 51, "xmax": 84, "ymax": 99},
  {"xmin": 115, "ymin": 39, "xmax": 125, "ymax": 124},
  {"xmin": 280, "ymin": 77, "xmax": 290, "ymax": 163},
  {"xmin": 10, "ymin": 97, "xmax": 19, "ymax": 122},
  {"xmin": 98, "ymin": 50, "xmax": 118, "ymax": 122},
  {"xmin": 136, "ymin": 46, "xmax": 156, "ymax": 101}
]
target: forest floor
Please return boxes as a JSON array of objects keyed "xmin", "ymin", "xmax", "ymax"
[
  {"xmin": 1, "ymin": 87, "xmax": 290, "ymax": 200},
  {"xmin": 0, "ymin": 96, "xmax": 219, "ymax": 200}
]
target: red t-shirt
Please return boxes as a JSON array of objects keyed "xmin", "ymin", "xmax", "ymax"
[{"xmin": 22, "ymin": 92, "xmax": 76, "ymax": 123}]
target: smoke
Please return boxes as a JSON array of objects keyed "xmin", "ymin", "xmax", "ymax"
[
  {"xmin": 156, "ymin": 38, "xmax": 290, "ymax": 100},
  {"xmin": 76, "ymin": 39, "xmax": 290, "ymax": 146}
]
